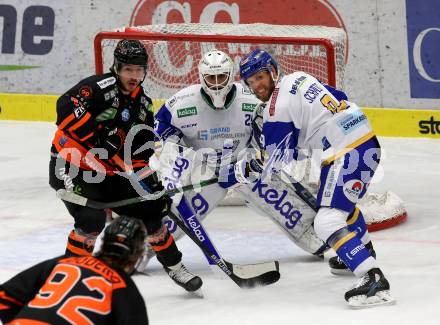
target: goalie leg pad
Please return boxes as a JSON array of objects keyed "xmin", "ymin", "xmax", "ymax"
[{"xmin": 236, "ymin": 176, "xmax": 327, "ymax": 256}]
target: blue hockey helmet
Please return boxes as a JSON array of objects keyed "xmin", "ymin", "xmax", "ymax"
[{"xmin": 239, "ymin": 49, "xmax": 278, "ymax": 83}]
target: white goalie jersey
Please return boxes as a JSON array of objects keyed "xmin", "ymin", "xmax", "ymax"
[{"xmin": 154, "ymin": 82, "xmax": 261, "ymax": 162}]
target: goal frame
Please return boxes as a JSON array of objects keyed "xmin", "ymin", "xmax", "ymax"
[{"xmin": 94, "ymin": 28, "xmax": 338, "ymax": 87}]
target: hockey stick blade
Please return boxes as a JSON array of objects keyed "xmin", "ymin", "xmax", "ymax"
[
  {"xmin": 167, "ymin": 210, "xmax": 280, "ymax": 289},
  {"xmin": 226, "ymin": 260, "xmax": 280, "ymax": 288}
]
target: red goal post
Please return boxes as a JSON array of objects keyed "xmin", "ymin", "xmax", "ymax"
[{"xmin": 94, "ymin": 23, "xmax": 347, "ymax": 102}]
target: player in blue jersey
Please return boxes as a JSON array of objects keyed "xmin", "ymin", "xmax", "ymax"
[{"xmin": 238, "ymin": 49, "xmax": 395, "ymax": 308}]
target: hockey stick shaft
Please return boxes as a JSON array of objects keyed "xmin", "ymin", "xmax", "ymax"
[
  {"xmin": 167, "ymin": 207, "xmax": 279, "ymax": 288},
  {"xmin": 57, "ymin": 189, "xmax": 280, "ymax": 288},
  {"xmin": 251, "ymin": 115, "xmax": 318, "ymax": 212},
  {"xmin": 280, "ymin": 170, "xmax": 318, "ymax": 212},
  {"xmin": 56, "ymin": 177, "xmax": 218, "ymax": 209},
  {"xmin": 112, "ymin": 157, "xmax": 280, "ymax": 288}
]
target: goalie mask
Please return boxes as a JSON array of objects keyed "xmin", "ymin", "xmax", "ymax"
[{"xmin": 198, "ymin": 50, "xmax": 234, "ymax": 109}]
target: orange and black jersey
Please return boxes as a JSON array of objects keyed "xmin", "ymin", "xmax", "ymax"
[
  {"xmin": 51, "ymin": 72, "xmax": 155, "ymax": 173},
  {"xmin": 0, "ymin": 255, "xmax": 148, "ymax": 325}
]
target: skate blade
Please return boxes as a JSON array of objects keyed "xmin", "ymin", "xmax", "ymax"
[
  {"xmin": 187, "ymin": 289, "xmax": 204, "ymax": 298},
  {"xmin": 348, "ymin": 290, "xmax": 396, "ymax": 308},
  {"xmin": 330, "ymin": 268, "xmax": 353, "ymax": 276}
]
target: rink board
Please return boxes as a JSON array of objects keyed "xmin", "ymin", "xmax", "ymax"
[{"xmin": 0, "ymin": 92, "xmax": 439, "ymax": 138}]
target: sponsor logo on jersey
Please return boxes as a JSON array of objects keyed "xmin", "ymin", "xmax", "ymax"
[
  {"xmin": 168, "ymin": 96, "xmax": 177, "ymax": 108},
  {"xmin": 303, "ymin": 83, "xmax": 323, "ymax": 103},
  {"xmin": 252, "ymin": 179, "xmax": 302, "ymax": 229},
  {"xmin": 95, "ymin": 107, "xmax": 117, "ymax": 122},
  {"xmin": 59, "ymin": 136, "xmax": 68, "ymax": 148},
  {"xmin": 242, "ymin": 103, "xmax": 257, "ymax": 112},
  {"xmin": 177, "ymin": 106, "xmax": 197, "ymax": 118},
  {"xmin": 138, "ymin": 108, "xmax": 147, "ymax": 121},
  {"xmin": 104, "ymin": 89, "xmax": 117, "ymax": 101},
  {"xmin": 58, "ymin": 167, "xmax": 74, "ymax": 191},
  {"xmin": 181, "ymin": 123, "xmax": 197, "ymax": 129},
  {"xmin": 343, "ymin": 179, "xmax": 364, "ymax": 203},
  {"xmin": 337, "ymin": 111, "xmax": 368, "ymax": 135},
  {"xmin": 121, "ymin": 108, "xmax": 130, "ymax": 122},
  {"xmin": 210, "ymin": 127, "xmax": 230, "ymax": 134},
  {"xmin": 419, "ymin": 116, "xmax": 440, "ymax": 134},
  {"xmin": 112, "ymin": 97, "xmax": 119, "ymax": 108},
  {"xmin": 73, "ymin": 105, "xmax": 86, "ymax": 119},
  {"xmin": 289, "ymin": 76, "xmax": 307, "ymax": 95},
  {"xmin": 198, "ymin": 130, "xmax": 208, "ymax": 140},
  {"xmin": 79, "ymin": 85, "xmax": 92, "ymax": 99},
  {"xmin": 97, "ymin": 76, "xmax": 116, "ymax": 89}
]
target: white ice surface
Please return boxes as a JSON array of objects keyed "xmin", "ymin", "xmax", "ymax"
[{"xmin": 1, "ymin": 121, "xmax": 440, "ymax": 324}]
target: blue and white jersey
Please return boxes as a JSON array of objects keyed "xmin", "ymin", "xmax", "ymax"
[
  {"xmin": 155, "ymin": 83, "xmax": 261, "ymax": 161},
  {"xmin": 261, "ymin": 71, "xmax": 375, "ymax": 166}
]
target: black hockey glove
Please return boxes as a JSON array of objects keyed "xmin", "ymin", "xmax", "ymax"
[
  {"xmin": 139, "ymin": 171, "xmax": 172, "ymax": 218},
  {"xmin": 96, "ymin": 126, "xmax": 126, "ymax": 159}
]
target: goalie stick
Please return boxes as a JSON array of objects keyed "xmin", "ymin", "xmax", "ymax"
[
  {"xmin": 251, "ymin": 111, "xmax": 319, "ymax": 213},
  {"xmin": 57, "ymin": 189, "xmax": 281, "ymax": 288}
]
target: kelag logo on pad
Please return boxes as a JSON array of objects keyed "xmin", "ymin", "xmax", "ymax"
[{"xmin": 406, "ymin": 0, "xmax": 440, "ymax": 98}]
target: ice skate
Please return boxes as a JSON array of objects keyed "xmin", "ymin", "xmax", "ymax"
[
  {"xmin": 134, "ymin": 246, "xmax": 155, "ymax": 275},
  {"xmin": 165, "ymin": 262, "xmax": 203, "ymax": 292},
  {"xmin": 345, "ymin": 268, "xmax": 395, "ymax": 308}
]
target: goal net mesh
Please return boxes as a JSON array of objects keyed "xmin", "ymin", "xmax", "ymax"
[{"xmin": 96, "ymin": 23, "xmax": 347, "ymax": 100}]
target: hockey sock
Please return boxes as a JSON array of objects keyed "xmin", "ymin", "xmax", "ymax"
[
  {"xmin": 327, "ymin": 227, "xmax": 376, "ymax": 277},
  {"xmin": 148, "ymin": 225, "xmax": 182, "ymax": 267},
  {"xmin": 346, "ymin": 207, "xmax": 371, "ymax": 244},
  {"xmin": 65, "ymin": 229, "xmax": 97, "ymax": 256}
]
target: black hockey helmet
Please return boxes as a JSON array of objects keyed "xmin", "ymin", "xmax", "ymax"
[
  {"xmin": 112, "ymin": 39, "xmax": 148, "ymax": 72},
  {"xmin": 101, "ymin": 216, "xmax": 147, "ymax": 263}
]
